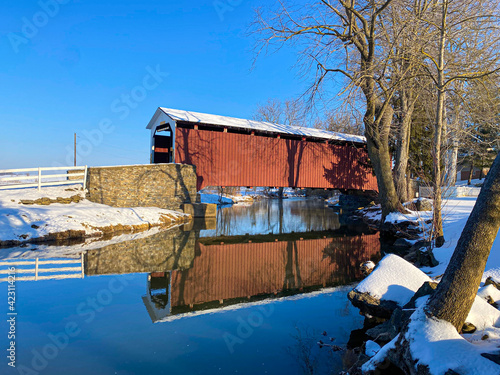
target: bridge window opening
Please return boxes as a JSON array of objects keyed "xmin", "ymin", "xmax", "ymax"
[
  {"xmin": 153, "ymin": 125, "xmax": 173, "ymax": 163},
  {"xmin": 148, "ymin": 272, "xmax": 170, "ymax": 310}
]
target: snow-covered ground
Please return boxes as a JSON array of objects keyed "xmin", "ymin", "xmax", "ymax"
[
  {"xmin": 356, "ymin": 194, "xmax": 500, "ymax": 374},
  {"xmin": 366, "ymin": 196, "xmax": 500, "ymax": 280},
  {"xmin": 199, "ymin": 192, "xmax": 254, "ymax": 205},
  {"xmin": 0, "ymin": 185, "xmax": 190, "ymax": 244},
  {"xmin": 360, "ymin": 255, "xmax": 500, "ymax": 374}
]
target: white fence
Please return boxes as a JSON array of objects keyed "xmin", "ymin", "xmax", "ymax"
[
  {"xmin": 0, "ymin": 166, "xmax": 87, "ymax": 191},
  {"xmin": 418, "ymin": 186, "xmax": 481, "ymax": 199},
  {"xmin": 0, "ymin": 255, "xmax": 84, "ymax": 282}
]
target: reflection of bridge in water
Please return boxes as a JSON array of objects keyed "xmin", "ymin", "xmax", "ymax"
[
  {"xmin": 141, "ymin": 228, "xmax": 381, "ymax": 323},
  {"xmin": 0, "ymin": 224, "xmax": 381, "ymax": 323}
]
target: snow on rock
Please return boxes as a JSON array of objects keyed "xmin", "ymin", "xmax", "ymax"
[
  {"xmin": 465, "ymin": 296, "xmax": 500, "ymax": 330},
  {"xmin": 354, "ymin": 254, "xmax": 432, "ymax": 307},
  {"xmin": 477, "ymin": 285, "xmax": 500, "ymax": 306},
  {"xmin": 406, "ymin": 308, "xmax": 500, "ymax": 375},
  {"xmin": 365, "ymin": 340, "xmax": 381, "ymax": 358},
  {"xmin": 362, "ymin": 334, "xmax": 399, "ymax": 372},
  {"xmin": 326, "ymin": 196, "xmax": 340, "ymax": 206},
  {"xmin": 384, "ymin": 211, "xmax": 412, "ymax": 224}
]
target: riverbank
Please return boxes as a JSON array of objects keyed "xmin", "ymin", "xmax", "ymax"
[
  {"xmin": 348, "ymin": 195, "xmax": 500, "ymax": 374},
  {"xmin": 0, "ymin": 185, "xmax": 191, "ymax": 247}
]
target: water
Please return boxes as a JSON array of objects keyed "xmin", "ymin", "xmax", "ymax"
[{"xmin": 1, "ymin": 198, "xmax": 380, "ymax": 375}]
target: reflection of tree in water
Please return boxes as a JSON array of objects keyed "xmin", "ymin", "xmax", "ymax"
[
  {"xmin": 286, "ymin": 326, "xmax": 338, "ymax": 375},
  {"xmin": 321, "ymin": 235, "xmax": 372, "ymax": 284},
  {"xmin": 288, "ymin": 200, "xmax": 340, "ymax": 233},
  {"xmin": 283, "ymin": 241, "xmax": 303, "ymax": 290}
]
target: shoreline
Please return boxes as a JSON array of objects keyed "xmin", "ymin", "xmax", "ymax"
[{"xmin": 0, "ymin": 184, "xmax": 191, "ymax": 248}]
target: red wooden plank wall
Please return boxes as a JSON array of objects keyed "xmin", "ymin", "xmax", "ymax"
[
  {"xmin": 175, "ymin": 128, "xmax": 378, "ymax": 191},
  {"xmin": 169, "ymin": 233, "xmax": 380, "ymax": 308}
]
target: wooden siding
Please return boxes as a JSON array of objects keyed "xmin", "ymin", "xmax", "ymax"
[
  {"xmin": 175, "ymin": 127, "xmax": 378, "ymax": 191},
  {"xmin": 169, "ymin": 234, "xmax": 380, "ymax": 309}
]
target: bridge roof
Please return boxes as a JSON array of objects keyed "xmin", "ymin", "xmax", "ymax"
[{"xmin": 149, "ymin": 107, "xmax": 366, "ymax": 144}]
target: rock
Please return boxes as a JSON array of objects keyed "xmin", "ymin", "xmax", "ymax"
[
  {"xmin": 348, "ymin": 290, "xmax": 400, "ymax": 320},
  {"xmin": 415, "ymin": 198, "xmax": 432, "ymax": 211},
  {"xmin": 485, "ymin": 295, "xmax": 498, "ymax": 308},
  {"xmin": 461, "ymin": 322, "xmax": 476, "ymax": 334},
  {"xmin": 56, "ymin": 197, "xmax": 72, "ymax": 204},
  {"xmin": 485, "ymin": 276, "xmax": 500, "ymax": 290},
  {"xmin": 404, "ymin": 198, "xmax": 432, "ymax": 212},
  {"xmin": 403, "ymin": 281, "xmax": 438, "ymax": 309},
  {"xmin": 38, "ymin": 197, "xmax": 52, "ymax": 205},
  {"xmin": 410, "ymin": 240, "xmax": 432, "ymax": 252},
  {"xmin": 404, "ymin": 244, "xmax": 439, "ymax": 268},
  {"xmin": 380, "ymin": 220, "xmax": 422, "ymax": 240},
  {"xmin": 366, "ymin": 308, "xmax": 413, "ymax": 344},
  {"xmin": 339, "ymin": 193, "xmax": 378, "ymax": 212},
  {"xmin": 393, "ymin": 238, "xmax": 413, "ymax": 247},
  {"xmin": 360, "ymin": 261, "xmax": 376, "ymax": 276}
]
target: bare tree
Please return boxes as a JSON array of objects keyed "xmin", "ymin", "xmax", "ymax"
[
  {"xmin": 425, "ymin": 151, "xmax": 500, "ymax": 331},
  {"xmin": 414, "ymin": 0, "xmax": 500, "ymax": 246},
  {"xmin": 384, "ymin": 3, "xmax": 427, "ymax": 203},
  {"xmin": 253, "ymin": 98, "xmax": 304, "ymax": 126},
  {"xmin": 314, "ymin": 108, "xmax": 364, "ymax": 135},
  {"xmin": 254, "ymin": 0, "xmax": 407, "ymax": 219}
]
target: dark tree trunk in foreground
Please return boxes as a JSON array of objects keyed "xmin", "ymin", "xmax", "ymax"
[{"xmin": 425, "ymin": 152, "xmax": 500, "ymax": 331}]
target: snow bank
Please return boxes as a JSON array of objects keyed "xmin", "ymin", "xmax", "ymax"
[
  {"xmin": 354, "ymin": 254, "xmax": 432, "ymax": 306},
  {"xmin": 0, "ymin": 185, "xmax": 190, "ymax": 243},
  {"xmin": 384, "ymin": 212, "xmax": 413, "ymax": 224},
  {"xmin": 199, "ymin": 193, "xmax": 233, "ymax": 205},
  {"xmin": 466, "ymin": 296, "xmax": 500, "ymax": 330},
  {"xmin": 477, "ymin": 285, "xmax": 500, "ymax": 306},
  {"xmin": 407, "ymin": 308, "xmax": 500, "ymax": 375},
  {"xmin": 420, "ymin": 198, "xmax": 485, "ymax": 277},
  {"xmin": 199, "ymin": 193, "xmax": 253, "ymax": 206},
  {"xmin": 358, "ymin": 196, "xmax": 500, "ymax": 374}
]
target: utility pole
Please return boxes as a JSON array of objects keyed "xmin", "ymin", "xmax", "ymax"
[{"xmin": 74, "ymin": 133, "xmax": 77, "ymax": 167}]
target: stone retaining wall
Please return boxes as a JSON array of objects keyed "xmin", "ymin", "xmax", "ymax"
[
  {"xmin": 85, "ymin": 226, "xmax": 196, "ymax": 275},
  {"xmin": 86, "ymin": 164, "xmax": 199, "ymax": 211}
]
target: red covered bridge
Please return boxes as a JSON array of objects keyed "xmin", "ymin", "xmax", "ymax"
[{"xmin": 147, "ymin": 108, "xmax": 377, "ymax": 192}]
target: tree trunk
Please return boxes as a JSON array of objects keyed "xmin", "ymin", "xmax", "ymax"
[
  {"xmin": 364, "ymin": 105, "xmax": 403, "ymax": 219},
  {"xmin": 468, "ymin": 159, "xmax": 474, "ymax": 185},
  {"xmin": 432, "ymin": 0, "xmax": 448, "ymax": 248},
  {"xmin": 447, "ymin": 137, "xmax": 458, "ymax": 186},
  {"xmin": 394, "ymin": 91, "xmax": 414, "ymax": 203},
  {"xmin": 425, "ymin": 152, "xmax": 500, "ymax": 331}
]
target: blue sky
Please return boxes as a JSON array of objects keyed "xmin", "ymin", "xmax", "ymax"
[{"xmin": 0, "ymin": 0, "xmax": 321, "ymax": 168}]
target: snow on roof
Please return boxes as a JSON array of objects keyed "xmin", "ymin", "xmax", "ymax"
[{"xmin": 154, "ymin": 107, "xmax": 366, "ymax": 144}]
